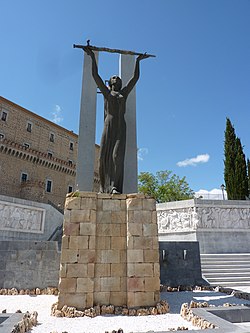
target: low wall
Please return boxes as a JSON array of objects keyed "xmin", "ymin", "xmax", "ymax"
[
  {"xmin": 157, "ymin": 199, "xmax": 250, "ymax": 254},
  {"xmin": 159, "ymin": 241, "xmax": 205, "ymax": 286},
  {"xmin": 0, "ymin": 194, "xmax": 63, "ymax": 241},
  {"xmin": 0, "ymin": 240, "xmax": 60, "ymax": 289}
]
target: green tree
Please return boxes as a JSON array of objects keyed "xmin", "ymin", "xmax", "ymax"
[
  {"xmin": 138, "ymin": 170, "xmax": 194, "ymax": 203},
  {"xmin": 224, "ymin": 118, "xmax": 248, "ymax": 200}
]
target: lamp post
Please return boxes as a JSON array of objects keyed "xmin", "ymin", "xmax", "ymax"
[{"xmin": 221, "ymin": 184, "xmax": 225, "ymax": 200}]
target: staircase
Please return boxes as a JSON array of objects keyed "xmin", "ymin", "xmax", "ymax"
[{"xmin": 200, "ymin": 253, "xmax": 250, "ymax": 287}]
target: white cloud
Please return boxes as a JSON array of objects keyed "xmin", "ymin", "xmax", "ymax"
[
  {"xmin": 177, "ymin": 154, "xmax": 210, "ymax": 167},
  {"xmin": 137, "ymin": 148, "xmax": 148, "ymax": 161},
  {"xmin": 195, "ymin": 188, "xmax": 227, "ymax": 200},
  {"xmin": 51, "ymin": 104, "xmax": 63, "ymax": 124}
]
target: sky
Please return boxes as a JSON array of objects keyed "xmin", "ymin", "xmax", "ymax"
[{"xmin": 1, "ymin": 0, "xmax": 250, "ymax": 195}]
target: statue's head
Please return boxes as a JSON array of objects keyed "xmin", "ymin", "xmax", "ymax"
[{"xmin": 108, "ymin": 76, "xmax": 122, "ymax": 91}]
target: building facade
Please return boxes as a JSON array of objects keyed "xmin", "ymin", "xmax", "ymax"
[{"xmin": 0, "ymin": 96, "xmax": 99, "ymax": 207}]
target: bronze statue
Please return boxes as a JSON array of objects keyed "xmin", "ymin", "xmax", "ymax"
[{"xmin": 83, "ymin": 46, "xmax": 149, "ymax": 194}]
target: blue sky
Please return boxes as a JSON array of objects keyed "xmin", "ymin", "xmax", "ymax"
[{"xmin": 1, "ymin": 0, "xmax": 250, "ymax": 193}]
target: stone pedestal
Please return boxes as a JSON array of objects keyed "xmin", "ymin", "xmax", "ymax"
[{"xmin": 58, "ymin": 192, "xmax": 160, "ymax": 310}]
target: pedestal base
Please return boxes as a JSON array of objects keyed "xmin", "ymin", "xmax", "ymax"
[{"xmin": 58, "ymin": 192, "xmax": 160, "ymax": 310}]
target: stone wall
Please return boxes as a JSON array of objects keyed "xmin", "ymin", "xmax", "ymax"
[
  {"xmin": 0, "ymin": 194, "xmax": 63, "ymax": 241},
  {"xmin": 58, "ymin": 192, "xmax": 160, "ymax": 310},
  {"xmin": 0, "ymin": 240, "xmax": 60, "ymax": 289},
  {"xmin": 157, "ymin": 199, "xmax": 250, "ymax": 253}
]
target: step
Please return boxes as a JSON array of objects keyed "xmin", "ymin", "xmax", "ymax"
[{"xmin": 200, "ymin": 253, "xmax": 250, "ymax": 287}]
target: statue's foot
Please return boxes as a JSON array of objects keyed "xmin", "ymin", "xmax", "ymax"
[{"xmin": 111, "ymin": 187, "xmax": 120, "ymax": 194}]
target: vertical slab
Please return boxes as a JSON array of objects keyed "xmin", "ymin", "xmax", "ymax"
[
  {"xmin": 119, "ymin": 55, "xmax": 138, "ymax": 194},
  {"xmin": 76, "ymin": 52, "xmax": 99, "ymax": 191}
]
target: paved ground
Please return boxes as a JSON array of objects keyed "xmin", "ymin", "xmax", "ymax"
[{"xmin": 1, "ymin": 286, "xmax": 250, "ymax": 333}]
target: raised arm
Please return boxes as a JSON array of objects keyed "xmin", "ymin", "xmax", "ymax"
[
  {"xmin": 83, "ymin": 46, "xmax": 109, "ymax": 98},
  {"xmin": 123, "ymin": 53, "xmax": 150, "ymax": 96}
]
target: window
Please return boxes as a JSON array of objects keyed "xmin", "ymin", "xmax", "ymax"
[
  {"xmin": 50, "ymin": 133, "xmax": 55, "ymax": 142},
  {"xmin": 46, "ymin": 180, "xmax": 52, "ymax": 193},
  {"xmin": 48, "ymin": 152, "xmax": 53, "ymax": 159},
  {"xmin": 68, "ymin": 185, "xmax": 73, "ymax": 193},
  {"xmin": 21, "ymin": 173, "xmax": 28, "ymax": 182},
  {"xmin": 69, "ymin": 142, "xmax": 74, "ymax": 151},
  {"xmin": 68, "ymin": 160, "xmax": 73, "ymax": 166},
  {"xmin": 27, "ymin": 122, "xmax": 32, "ymax": 132},
  {"xmin": 1, "ymin": 111, "xmax": 7, "ymax": 121},
  {"xmin": 23, "ymin": 143, "xmax": 30, "ymax": 149},
  {"xmin": 0, "ymin": 133, "xmax": 4, "ymax": 140}
]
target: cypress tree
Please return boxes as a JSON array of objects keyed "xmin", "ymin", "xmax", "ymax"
[
  {"xmin": 224, "ymin": 118, "xmax": 237, "ymax": 199},
  {"xmin": 234, "ymin": 138, "xmax": 248, "ymax": 199},
  {"xmin": 224, "ymin": 118, "xmax": 248, "ymax": 200}
]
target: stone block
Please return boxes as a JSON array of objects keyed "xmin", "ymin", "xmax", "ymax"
[
  {"xmin": 94, "ymin": 291, "xmax": 110, "ymax": 305},
  {"xmin": 65, "ymin": 197, "xmax": 81, "ymax": 210},
  {"xmin": 79, "ymin": 192, "xmax": 97, "ymax": 198},
  {"xmin": 128, "ymin": 211, "xmax": 153, "ymax": 224},
  {"xmin": 111, "ymin": 263, "xmax": 126, "ymax": 276},
  {"xmin": 87, "ymin": 263, "xmax": 95, "ymax": 278},
  {"xmin": 63, "ymin": 210, "xmax": 71, "ymax": 224},
  {"xmin": 96, "ymin": 250, "xmax": 120, "ymax": 263},
  {"xmin": 96, "ymin": 223, "xmax": 121, "ymax": 236},
  {"xmin": 67, "ymin": 263, "xmax": 88, "ymax": 278},
  {"xmin": 144, "ymin": 249, "xmax": 159, "ymax": 262},
  {"xmin": 88, "ymin": 236, "xmax": 96, "ymax": 249},
  {"xmin": 96, "ymin": 236, "xmax": 111, "ymax": 250},
  {"xmin": 60, "ymin": 249, "xmax": 78, "ymax": 263},
  {"xmin": 61, "ymin": 235, "xmax": 69, "ymax": 249},
  {"xmin": 80, "ymin": 197, "xmax": 96, "ymax": 210},
  {"xmin": 58, "ymin": 292, "xmax": 87, "ymax": 310},
  {"xmin": 70, "ymin": 209, "xmax": 93, "ymax": 223},
  {"xmin": 95, "ymin": 263, "xmax": 111, "ymax": 277},
  {"xmin": 63, "ymin": 223, "xmax": 80, "ymax": 236},
  {"xmin": 128, "ymin": 223, "xmax": 143, "ymax": 236},
  {"xmin": 126, "ymin": 198, "xmax": 143, "ymax": 211},
  {"xmin": 127, "ymin": 277, "xmax": 145, "ymax": 291},
  {"xmin": 69, "ymin": 236, "xmax": 89, "ymax": 250},
  {"xmin": 133, "ymin": 291, "xmax": 155, "ymax": 307},
  {"xmin": 100, "ymin": 277, "xmax": 121, "ymax": 291},
  {"xmin": 133, "ymin": 236, "xmax": 153, "ymax": 250},
  {"xmin": 97, "ymin": 211, "xmax": 112, "ymax": 224},
  {"xmin": 143, "ymin": 223, "xmax": 158, "ymax": 237},
  {"xmin": 127, "ymin": 263, "xmax": 135, "ymax": 277},
  {"xmin": 77, "ymin": 277, "xmax": 94, "ymax": 292},
  {"xmin": 111, "ymin": 236, "xmax": 126, "ymax": 249},
  {"xmin": 110, "ymin": 292, "xmax": 127, "ymax": 306},
  {"xmin": 135, "ymin": 263, "xmax": 153, "ymax": 277},
  {"xmin": 111, "ymin": 211, "xmax": 126, "ymax": 223},
  {"xmin": 154, "ymin": 262, "xmax": 160, "ymax": 276},
  {"xmin": 59, "ymin": 263, "xmax": 67, "ymax": 278},
  {"xmin": 144, "ymin": 277, "xmax": 160, "ymax": 291},
  {"xmin": 120, "ymin": 223, "xmax": 127, "ymax": 237},
  {"xmin": 59, "ymin": 277, "xmax": 76, "ymax": 293},
  {"xmin": 127, "ymin": 249, "xmax": 143, "ymax": 263},
  {"xmin": 79, "ymin": 222, "xmax": 96, "ymax": 236},
  {"xmin": 103, "ymin": 199, "xmax": 121, "ymax": 211},
  {"xmin": 86, "ymin": 292, "xmax": 94, "ymax": 308},
  {"xmin": 143, "ymin": 199, "xmax": 156, "ymax": 211},
  {"xmin": 78, "ymin": 250, "xmax": 95, "ymax": 263}
]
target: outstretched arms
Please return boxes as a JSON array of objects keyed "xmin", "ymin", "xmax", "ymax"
[
  {"xmin": 83, "ymin": 46, "xmax": 109, "ymax": 97},
  {"xmin": 124, "ymin": 53, "xmax": 150, "ymax": 96}
]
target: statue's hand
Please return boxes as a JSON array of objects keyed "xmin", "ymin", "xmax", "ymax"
[
  {"xmin": 83, "ymin": 46, "xmax": 95, "ymax": 57},
  {"xmin": 137, "ymin": 53, "xmax": 150, "ymax": 61}
]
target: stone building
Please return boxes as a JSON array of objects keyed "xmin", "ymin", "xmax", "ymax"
[{"xmin": 0, "ymin": 96, "xmax": 99, "ymax": 207}]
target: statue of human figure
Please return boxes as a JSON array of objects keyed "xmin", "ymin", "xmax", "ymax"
[{"xmin": 83, "ymin": 46, "xmax": 149, "ymax": 194}]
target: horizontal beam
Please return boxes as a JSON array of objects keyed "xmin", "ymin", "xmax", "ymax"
[{"xmin": 73, "ymin": 44, "xmax": 156, "ymax": 58}]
